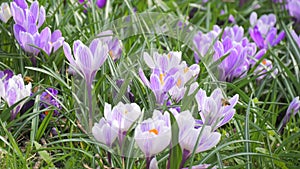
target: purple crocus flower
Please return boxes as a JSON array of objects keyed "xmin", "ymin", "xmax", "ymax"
[
  {"xmin": 78, "ymin": 0, "xmax": 106, "ymax": 9},
  {"xmin": 195, "ymin": 88, "xmax": 239, "ymax": 131},
  {"xmin": 279, "ymin": 96, "xmax": 300, "ymax": 132},
  {"xmin": 40, "ymin": 88, "xmax": 61, "ymax": 117},
  {"xmin": 249, "ymin": 12, "xmax": 285, "ymax": 49},
  {"xmin": 96, "ymin": 0, "xmax": 106, "ymax": 8},
  {"xmin": 249, "ymin": 26, "xmax": 285, "ymax": 49},
  {"xmin": 193, "ymin": 25, "xmax": 221, "ymax": 62},
  {"xmin": 97, "ymin": 30, "xmax": 122, "ymax": 61},
  {"xmin": 63, "ymin": 39, "xmax": 108, "ymax": 128},
  {"xmin": 287, "ymin": 0, "xmax": 300, "ymax": 22},
  {"xmin": 139, "ymin": 68, "xmax": 175, "ymax": 105},
  {"xmin": 0, "ymin": 2, "xmax": 12, "ymax": 23},
  {"xmin": 0, "ymin": 74, "xmax": 32, "ymax": 120},
  {"xmin": 213, "ymin": 37, "xmax": 254, "ymax": 81},
  {"xmin": 11, "ymin": 1, "xmax": 64, "ymax": 57}
]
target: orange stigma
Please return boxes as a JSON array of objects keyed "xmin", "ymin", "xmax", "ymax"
[
  {"xmin": 262, "ymin": 59, "xmax": 267, "ymax": 65},
  {"xmin": 159, "ymin": 73, "xmax": 165, "ymax": 85},
  {"xmin": 176, "ymin": 78, "xmax": 182, "ymax": 87},
  {"xmin": 184, "ymin": 67, "xmax": 189, "ymax": 73},
  {"xmin": 149, "ymin": 129, "xmax": 159, "ymax": 135}
]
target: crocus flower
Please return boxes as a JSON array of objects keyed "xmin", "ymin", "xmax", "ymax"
[
  {"xmin": 134, "ymin": 110, "xmax": 171, "ymax": 158},
  {"xmin": 182, "ymin": 164, "xmax": 217, "ymax": 169},
  {"xmin": 96, "ymin": 0, "xmax": 107, "ymax": 8},
  {"xmin": 78, "ymin": 0, "xmax": 107, "ymax": 9},
  {"xmin": 97, "ymin": 30, "xmax": 122, "ymax": 61},
  {"xmin": 195, "ymin": 88, "xmax": 239, "ymax": 131},
  {"xmin": 193, "ymin": 25, "xmax": 221, "ymax": 62},
  {"xmin": 92, "ymin": 119, "xmax": 118, "ymax": 147},
  {"xmin": 250, "ymin": 12, "xmax": 276, "ymax": 37},
  {"xmin": 64, "ymin": 39, "xmax": 108, "ymax": 129},
  {"xmin": 213, "ymin": 37, "xmax": 255, "ymax": 81},
  {"xmin": 249, "ymin": 26, "xmax": 285, "ymax": 49},
  {"xmin": 249, "ymin": 12, "xmax": 285, "ymax": 49},
  {"xmin": 287, "ymin": 0, "xmax": 300, "ymax": 22},
  {"xmin": 1, "ymin": 74, "xmax": 32, "ymax": 120},
  {"xmin": 279, "ymin": 96, "xmax": 300, "ymax": 132},
  {"xmin": 108, "ymin": 102, "xmax": 141, "ymax": 146},
  {"xmin": 139, "ymin": 68, "xmax": 175, "ymax": 105},
  {"xmin": 290, "ymin": 29, "xmax": 300, "ymax": 48},
  {"xmin": 63, "ymin": 39, "xmax": 108, "ymax": 88},
  {"xmin": 11, "ymin": 1, "xmax": 64, "ymax": 57},
  {"xmin": 149, "ymin": 157, "xmax": 159, "ymax": 169},
  {"xmin": 176, "ymin": 111, "xmax": 221, "ymax": 168},
  {"xmin": 143, "ymin": 52, "xmax": 182, "ymax": 74},
  {"xmin": 0, "ymin": 2, "xmax": 12, "ymax": 23},
  {"xmin": 253, "ymin": 59, "xmax": 278, "ymax": 81},
  {"xmin": 10, "ymin": 1, "xmax": 45, "ymax": 33},
  {"xmin": 40, "ymin": 88, "xmax": 61, "ymax": 116}
]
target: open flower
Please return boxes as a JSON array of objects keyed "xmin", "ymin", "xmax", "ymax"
[
  {"xmin": 139, "ymin": 68, "xmax": 175, "ymax": 104},
  {"xmin": 195, "ymin": 88, "xmax": 239, "ymax": 131},
  {"xmin": 253, "ymin": 59, "xmax": 278, "ymax": 81},
  {"xmin": 40, "ymin": 88, "xmax": 61, "ymax": 117},
  {"xmin": 134, "ymin": 110, "xmax": 171, "ymax": 158},
  {"xmin": 0, "ymin": 2, "xmax": 12, "ymax": 23},
  {"xmin": 108, "ymin": 102, "xmax": 141, "ymax": 145},
  {"xmin": 63, "ymin": 39, "xmax": 108, "ymax": 86},
  {"xmin": 249, "ymin": 12, "xmax": 285, "ymax": 49},
  {"xmin": 0, "ymin": 74, "xmax": 32, "ymax": 120}
]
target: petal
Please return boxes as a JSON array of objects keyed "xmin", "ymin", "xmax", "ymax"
[
  {"xmin": 29, "ymin": 1, "xmax": 39, "ymax": 24},
  {"xmin": 37, "ymin": 6, "xmax": 45, "ymax": 28},
  {"xmin": 63, "ymin": 42, "xmax": 76, "ymax": 66},
  {"xmin": 250, "ymin": 12, "xmax": 257, "ymax": 26},
  {"xmin": 93, "ymin": 41, "xmax": 108, "ymax": 70},
  {"xmin": 144, "ymin": 52, "xmax": 155, "ymax": 69},
  {"xmin": 13, "ymin": 24, "xmax": 25, "ymax": 44},
  {"xmin": 14, "ymin": 0, "xmax": 28, "ymax": 9}
]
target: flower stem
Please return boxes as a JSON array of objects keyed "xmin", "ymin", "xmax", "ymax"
[{"xmin": 87, "ymin": 82, "xmax": 93, "ymax": 130}]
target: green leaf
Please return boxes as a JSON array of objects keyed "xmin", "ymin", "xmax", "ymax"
[{"xmin": 168, "ymin": 112, "xmax": 182, "ymax": 169}]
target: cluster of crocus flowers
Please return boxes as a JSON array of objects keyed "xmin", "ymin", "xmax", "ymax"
[
  {"xmin": 0, "ymin": 70, "xmax": 32, "ymax": 120},
  {"xmin": 194, "ymin": 24, "xmax": 265, "ymax": 81},
  {"xmin": 92, "ymin": 102, "xmax": 142, "ymax": 148},
  {"xmin": 11, "ymin": 0, "xmax": 64, "ymax": 57},
  {"xmin": 139, "ymin": 51, "xmax": 200, "ymax": 104},
  {"xmin": 249, "ymin": 12, "xmax": 285, "ymax": 49},
  {"xmin": 40, "ymin": 88, "xmax": 61, "ymax": 118},
  {"xmin": 0, "ymin": 2, "xmax": 11, "ymax": 23}
]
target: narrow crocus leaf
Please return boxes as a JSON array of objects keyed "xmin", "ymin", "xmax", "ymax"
[{"xmin": 168, "ymin": 112, "xmax": 182, "ymax": 169}]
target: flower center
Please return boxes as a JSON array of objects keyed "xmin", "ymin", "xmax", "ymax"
[
  {"xmin": 168, "ymin": 53, "xmax": 172, "ymax": 59},
  {"xmin": 184, "ymin": 67, "xmax": 189, "ymax": 73},
  {"xmin": 176, "ymin": 78, "xmax": 182, "ymax": 87},
  {"xmin": 149, "ymin": 128, "xmax": 159, "ymax": 135},
  {"xmin": 262, "ymin": 59, "xmax": 267, "ymax": 65},
  {"xmin": 159, "ymin": 73, "xmax": 165, "ymax": 85}
]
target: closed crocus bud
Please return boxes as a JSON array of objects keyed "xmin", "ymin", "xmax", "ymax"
[
  {"xmin": 279, "ymin": 97, "xmax": 300, "ymax": 132},
  {"xmin": 96, "ymin": 0, "xmax": 106, "ymax": 8},
  {"xmin": 0, "ymin": 2, "xmax": 12, "ymax": 23},
  {"xmin": 134, "ymin": 110, "xmax": 171, "ymax": 158}
]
